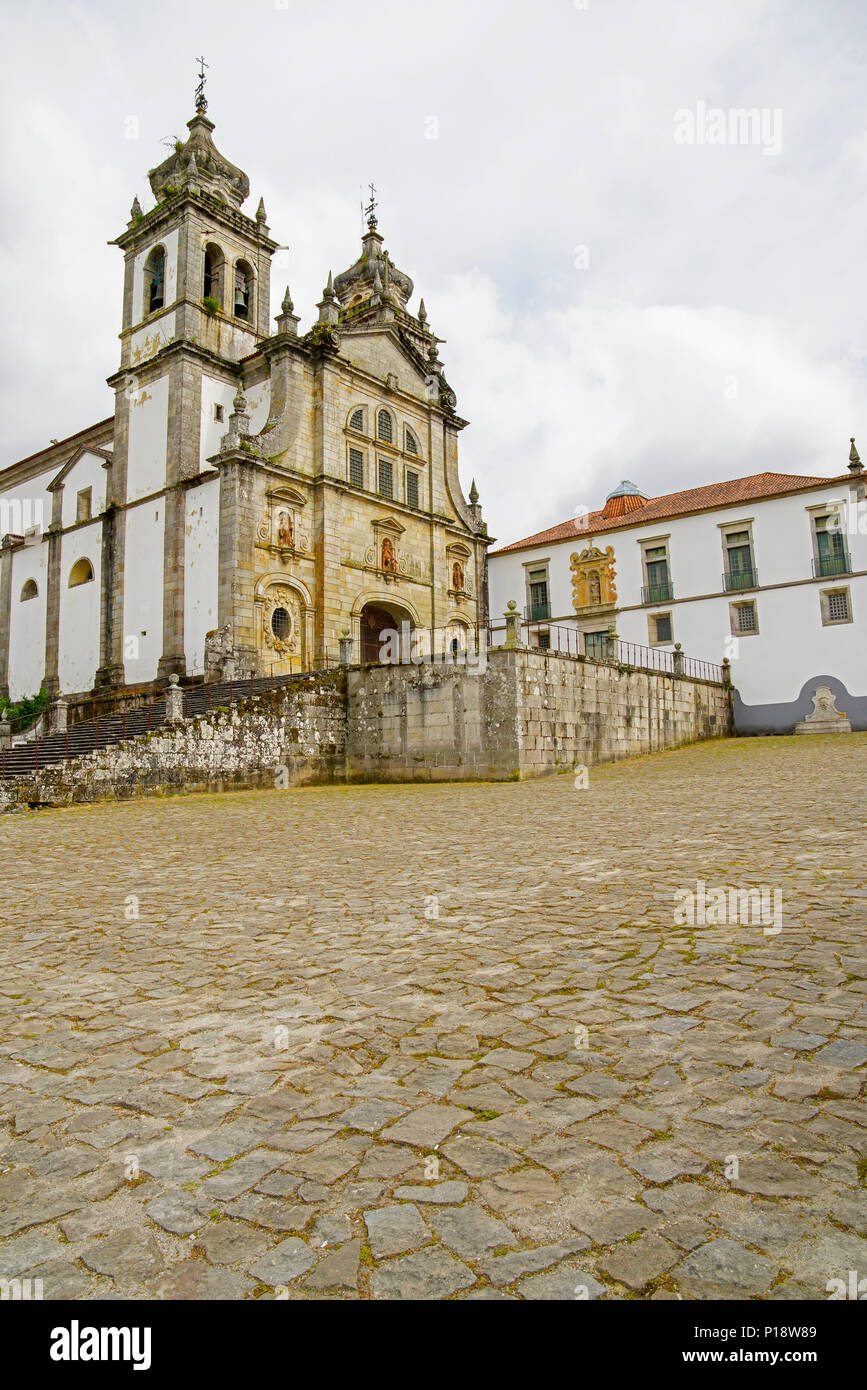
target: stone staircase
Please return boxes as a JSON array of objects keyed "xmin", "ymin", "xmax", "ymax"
[{"xmin": 0, "ymin": 673, "xmax": 305, "ymax": 780}]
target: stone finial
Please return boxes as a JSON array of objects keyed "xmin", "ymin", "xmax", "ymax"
[
  {"xmin": 129, "ymin": 195, "xmax": 143, "ymax": 222},
  {"xmin": 504, "ymin": 600, "xmax": 521, "ymax": 650},
  {"xmin": 256, "ymin": 196, "xmax": 267, "ymax": 223},
  {"xmin": 275, "ymin": 285, "xmax": 300, "ymax": 337},
  {"xmin": 469, "ymin": 478, "xmax": 479, "ymax": 505},
  {"xmin": 185, "ymin": 154, "xmax": 199, "ymax": 193},
  {"xmin": 849, "ymin": 437, "xmax": 862, "ymax": 473},
  {"xmin": 418, "ymin": 298, "xmax": 428, "ymax": 326},
  {"xmin": 317, "ymin": 272, "xmax": 339, "ymax": 325},
  {"xmin": 371, "ymin": 264, "xmax": 383, "ymax": 303},
  {"xmin": 220, "ymin": 385, "xmax": 251, "ymax": 450}
]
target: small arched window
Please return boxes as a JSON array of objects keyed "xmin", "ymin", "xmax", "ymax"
[
  {"xmin": 203, "ymin": 243, "xmax": 225, "ymax": 306},
  {"xmin": 349, "ymin": 407, "xmax": 365, "ymax": 432},
  {"xmin": 233, "ymin": 260, "xmax": 253, "ymax": 320},
  {"xmin": 405, "ymin": 427, "xmax": 420, "ymax": 455},
  {"xmin": 144, "ymin": 246, "xmax": 165, "ymax": 315},
  {"xmin": 377, "ymin": 410, "xmax": 393, "ymax": 444},
  {"xmin": 68, "ymin": 558, "xmax": 94, "ymax": 588},
  {"xmin": 20, "ymin": 578, "xmax": 38, "ymax": 602}
]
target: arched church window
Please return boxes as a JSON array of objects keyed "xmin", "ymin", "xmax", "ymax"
[
  {"xmin": 349, "ymin": 407, "xmax": 365, "ymax": 433},
  {"xmin": 233, "ymin": 261, "xmax": 253, "ymax": 320},
  {"xmin": 68, "ymin": 558, "xmax": 94, "ymax": 587},
  {"xmin": 405, "ymin": 427, "xmax": 420, "ymax": 455},
  {"xmin": 20, "ymin": 578, "xmax": 38, "ymax": 601},
  {"xmin": 271, "ymin": 607, "xmax": 290, "ymax": 639},
  {"xmin": 203, "ymin": 243, "xmax": 225, "ymax": 306},
  {"xmin": 145, "ymin": 246, "xmax": 165, "ymax": 315},
  {"xmin": 377, "ymin": 410, "xmax": 393, "ymax": 444}
]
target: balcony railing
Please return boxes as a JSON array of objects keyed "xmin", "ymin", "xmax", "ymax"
[
  {"xmin": 723, "ymin": 567, "xmax": 758, "ymax": 592},
  {"xmin": 812, "ymin": 553, "xmax": 851, "ymax": 579},
  {"xmin": 525, "ymin": 601, "xmax": 552, "ymax": 621},
  {"xmin": 641, "ymin": 581, "xmax": 674, "ymax": 604}
]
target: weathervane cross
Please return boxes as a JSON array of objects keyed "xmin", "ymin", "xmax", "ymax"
[
  {"xmin": 365, "ymin": 182, "xmax": 378, "ymax": 227},
  {"xmin": 195, "ymin": 55, "xmax": 209, "ymax": 113}
]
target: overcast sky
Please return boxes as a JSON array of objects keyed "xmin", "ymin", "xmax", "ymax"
[{"xmin": 2, "ymin": 0, "xmax": 865, "ymax": 545}]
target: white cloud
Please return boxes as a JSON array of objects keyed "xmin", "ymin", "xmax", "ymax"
[{"xmin": 0, "ymin": 0, "xmax": 865, "ymax": 547}]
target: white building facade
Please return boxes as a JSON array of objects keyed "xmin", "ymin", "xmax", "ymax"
[{"xmin": 489, "ymin": 454, "xmax": 867, "ymax": 733}]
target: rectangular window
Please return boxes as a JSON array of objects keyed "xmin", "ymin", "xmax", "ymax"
[
  {"xmin": 537, "ymin": 631, "xmax": 550, "ymax": 651},
  {"xmin": 527, "ymin": 567, "xmax": 550, "ymax": 621},
  {"xmin": 76, "ymin": 488, "xmax": 92, "ymax": 523},
  {"xmin": 827, "ymin": 590, "xmax": 850, "ymax": 622},
  {"xmin": 643, "ymin": 544, "xmax": 672, "ymax": 603},
  {"xmin": 406, "ymin": 470, "xmax": 419, "ymax": 508},
  {"xmin": 585, "ymin": 630, "xmax": 608, "ymax": 659},
  {"xmin": 724, "ymin": 530, "xmax": 756, "ymax": 590},
  {"xmin": 349, "ymin": 448, "xmax": 364, "ymax": 489},
  {"xmin": 214, "ymin": 403, "xmax": 224, "ymax": 422},
  {"xmin": 734, "ymin": 602, "xmax": 757, "ymax": 633},
  {"xmin": 378, "ymin": 458, "xmax": 393, "ymax": 498},
  {"xmin": 814, "ymin": 514, "xmax": 848, "ymax": 577},
  {"xmin": 654, "ymin": 613, "xmax": 673, "ymax": 644}
]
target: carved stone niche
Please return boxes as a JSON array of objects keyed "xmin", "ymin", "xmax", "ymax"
[
  {"xmin": 258, "ymin": 484, "xmax": 309, "ymax": 558},
  {"xmin": 570, "ymin": 544, "xmax": 617, "ymax": 614},
  {"xmin": 446, "ymin": 541, "xmax": 473, "ymax": 600},
  {"xmin": 366, "ymin": 516, "xmax": 405, "ymax": 584}
]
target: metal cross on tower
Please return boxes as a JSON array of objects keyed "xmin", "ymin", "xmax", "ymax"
[
  {"xmin": 195, "ymin": 55, "xmax": 209, "ymax": 113},
  {"xmin": 365, "ymin": 182, "xmax": 378, "ymax": 228}
]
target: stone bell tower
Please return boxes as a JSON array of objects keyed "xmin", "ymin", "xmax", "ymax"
[{"xmin": 98, "ymin": 82, "xmax": 278, "ymax": 688}]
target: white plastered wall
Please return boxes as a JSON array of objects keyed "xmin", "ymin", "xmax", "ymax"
[
  {"xmin": 122, "ymin": 504, "xmax": 165, "ymax": 683},
  {"xmin": 184, "ymin": 476, "xmax": 219, "ymax": 675}
]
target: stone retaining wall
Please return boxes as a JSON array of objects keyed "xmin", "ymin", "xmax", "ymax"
[{"xmin": 0, "ymin": 649, "xmax": 731, "ymax": 810}]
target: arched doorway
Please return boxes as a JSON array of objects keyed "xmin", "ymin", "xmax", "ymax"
[{"xmin": 359, "ymin": 602, "xmax": 413, "ymax": 664}]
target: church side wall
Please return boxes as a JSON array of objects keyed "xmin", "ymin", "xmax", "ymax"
[
  {"xmin": 58, "ymin": 522, "xmax": 102, "ymax": 694},
  {"xmin": 8, "ymin": 539, "xmax": 48, "ymax": 701}
]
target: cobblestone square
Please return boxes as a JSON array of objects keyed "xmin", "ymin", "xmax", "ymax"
[{"xmin": 1, "ymin": 735, "xmax": 864, "ymax": 1300}]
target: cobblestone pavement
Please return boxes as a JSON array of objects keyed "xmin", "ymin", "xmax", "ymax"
[{"xmin": 1, "ymin": 735, "xmax": 865, "ymax": 1301}]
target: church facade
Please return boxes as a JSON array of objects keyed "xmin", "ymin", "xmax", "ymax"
[{"xmin": 0, "ymin": 99, "xmax": 489, "ymax": 705}]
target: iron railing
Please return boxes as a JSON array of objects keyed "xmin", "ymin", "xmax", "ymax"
[
  {"xmin": 641, "ymin": 581, "xmax": 674, "ymax": 604},
  {"xmin": 812, "ymin": 553, "xmax": 850, "ymax": 578},
  {"xmin": 723, "ymin": 567, "xmax": 758, "ymax": 592}
]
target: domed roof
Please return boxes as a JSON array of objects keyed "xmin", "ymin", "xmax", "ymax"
[
  {"xmin": 601, "ymin": 479, "xmax": 648, "ymax": 520},
  {"xmin": 333, "ymin": 219, "xmax": 414, "ymax": 310},
  {"xmin": 605, "ymin": 479, "xmax": 644, "ymax": 501},
  {"xmin": 148, "ymin": 112, "xmax": 250, "ymax": 208}
]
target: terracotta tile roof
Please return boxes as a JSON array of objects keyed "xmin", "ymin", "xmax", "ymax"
[{"xmin": 490, "ymin": 471, "xmax": 845, "ymax": 556}]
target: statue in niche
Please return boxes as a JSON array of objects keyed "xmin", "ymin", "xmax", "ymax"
[
  {"xmin": 589, "ymin": 572, "xmax": 601, "ymax": 605},
  {"xmin": 277, "ymin": 510, "xmax": 294, "ymax": 548},
  {"xmin": 452, "ymin": 559, "xmax": 465, "ymax": 591},
  {"xmin": 381, "ymin": 537, "xmax": 398, "ymax": 572}
]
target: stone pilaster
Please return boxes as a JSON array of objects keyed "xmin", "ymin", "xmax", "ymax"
[
  {"xmin": 95, "ymin": 389, "xmax": 129, "ymax": 688},
  {"xmin": 157, "ymin": 355, "xmax": 202, "ymax": 680},
  {"xmin": 0, "ymin": 538, "xmax": 15, "ymax": 701},
  {"xmin": 215, "ymin": 449, "xmax": 261, "ymax": 673},
  {"xmin": 42, "ymin": 524, "xmax": 62, "ymax": 698}
]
